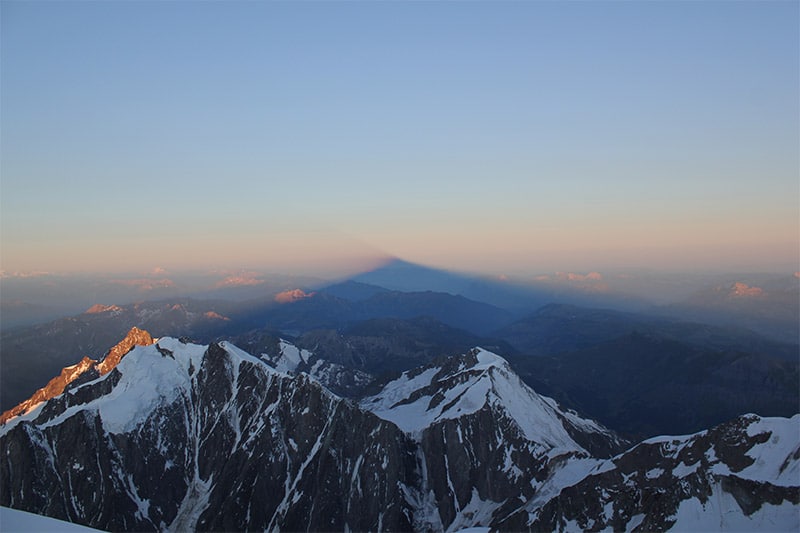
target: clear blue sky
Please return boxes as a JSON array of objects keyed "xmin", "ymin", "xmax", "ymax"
[{"xmin": 2, "ymin": 1, "xmax": 798, "ymax": 275}]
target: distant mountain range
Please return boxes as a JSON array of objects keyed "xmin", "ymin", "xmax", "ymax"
[
  {"xmin": 658, "ymin": 275, "xmax": 800, "ymax": 344},
  {"xmin": 1, "ymin": 330, "xmax": 797, "ymax": 531},
  {"xmin": 4, "ymin": 259, "xmax": 797, "ymax": 343},
  {"xmin": 2, "ymin": 266, "xmax": 797, "ymax": 442},
  {"xmin": 0, "ymin": 270, "xmax": 326, "ymax": 329},
  {"xmin": 495, "ymin": 302, "xmax": 798, "ymax": 360},
  {"xmin": 229, "ymin": 284, "xmax": 516, "ymax": 336},
  {"xmin": 509, "ymin": 330, "xmax": 798, "ymax": 439},
  {"xmin": 354, "ymin": 260, "xmax": 800, "ymax": 344}
]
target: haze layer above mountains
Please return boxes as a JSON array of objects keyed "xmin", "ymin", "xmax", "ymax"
[{"xmin": 2, "ymin": 259, "xmax": 797, "ymax": 441}]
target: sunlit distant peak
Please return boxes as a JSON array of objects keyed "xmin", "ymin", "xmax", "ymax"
[
  {"xmin": 214, "ymin": 272, "xmax": 265, "ymax": 288},
  {"xmin": 729, "ymin": 282, "xmax": 764, "ymax": 298},
  {"xmin": 274, "ymin": 289, "xmax": 315, "ymax": 304}
]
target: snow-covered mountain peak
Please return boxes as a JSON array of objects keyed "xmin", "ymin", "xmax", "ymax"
[
  {"xmin": 456, "ymin": 346, "xmax": 508, "ymax": 370},
  {"xmin": 422, "ymin": 346, "xmax": 509, "ymax": 382},
  {"xmin": 361, "ymin": 347, "xmax": 616, "ymax": 455},
  {"xmin": 0, "ymin": 336, "xmax": 280, "ymax": 437},
  {"xmin": 0, "ymin": 326, "xmax": 156, "ymax": 426}
]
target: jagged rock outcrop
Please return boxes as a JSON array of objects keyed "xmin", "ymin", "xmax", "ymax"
[
  {"xmin": 0, "ymin": 327, "xmax": 154, "ymax": 424},
  {"xmin": 0, "ymin": 356, "xmax": 95, "ymax": 425},
  {"xmin": 94, "ymin": 326, "xmax": 154, "ymax": 375}
]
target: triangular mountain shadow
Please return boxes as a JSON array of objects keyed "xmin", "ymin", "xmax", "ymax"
[{"xmin": 348, "ymin": 257, "xmax": 643, "ymax": 311}]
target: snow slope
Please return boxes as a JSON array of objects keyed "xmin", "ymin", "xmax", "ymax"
[
  {"xmin": 670, "ymin": 487, "xmax": 799, "ymax": 532},
  {"xmin": 0, "ymin": 506, "xmax": 101, "ymax": 532},
  {"xmin": 362, "ymin": 347, "xmax": 612, "ymax": 454},
  {"xmin": 498, "ymin": 412, "xmax": 800, "ymax": 531}
]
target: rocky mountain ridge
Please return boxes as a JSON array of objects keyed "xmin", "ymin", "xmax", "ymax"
[
  {"xmin": 1, "ymin": 329, "xmax": 797, "ymax": 531},
  {"xmin": 0, "ymin": 327, "xmax": 155, "ymax": 424},
  {"xmin": 498, "ymin": 413, "xmax": 800, "ymax": 531}
]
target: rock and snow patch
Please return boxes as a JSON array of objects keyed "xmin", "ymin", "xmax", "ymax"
[
  {"xmin": 740, "ymin": 414, "xmax": 800, "ymax": 487},
  {"xmin": 670, "ymin": 483, "xmax": 799, "ymax": 531},
  {"xmin": 269, "ymin": 340, "xmax": 312, "ymax": 374},
  {"xmin": 445, "ymin": 489, "xmax": 501, "ymax": 533}
]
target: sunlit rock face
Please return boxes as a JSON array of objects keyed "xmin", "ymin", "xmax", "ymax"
[{"xmin": 0, "ymin": 327, "xmax": 154, "ymax": 424}]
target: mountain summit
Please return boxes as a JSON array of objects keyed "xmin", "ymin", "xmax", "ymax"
[
  {"xmin": 0, "ymin": 327, "xmax": 154, "ymax": 424},
  {"xmin": 362, "ymin": 348, "xmax": 621, "ymax": 454}
]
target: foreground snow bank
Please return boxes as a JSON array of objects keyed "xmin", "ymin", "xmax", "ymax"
[{"xmin": 0, "ymin": 506, "xmax": 101, "ymax": 532}]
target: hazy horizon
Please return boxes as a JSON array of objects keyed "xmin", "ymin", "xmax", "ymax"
[
  {"xmin": 2, "ymin": 251, "xmax": 799, "ymax": 281},
  {"xmin": 2, "ymin": 1, "xmax": 798, "ymax": 277}
]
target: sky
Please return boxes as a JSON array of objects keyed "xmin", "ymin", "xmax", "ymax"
[{"xmin": 1, "ymin": 1, "xmax": 798, "ymax": 277}]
